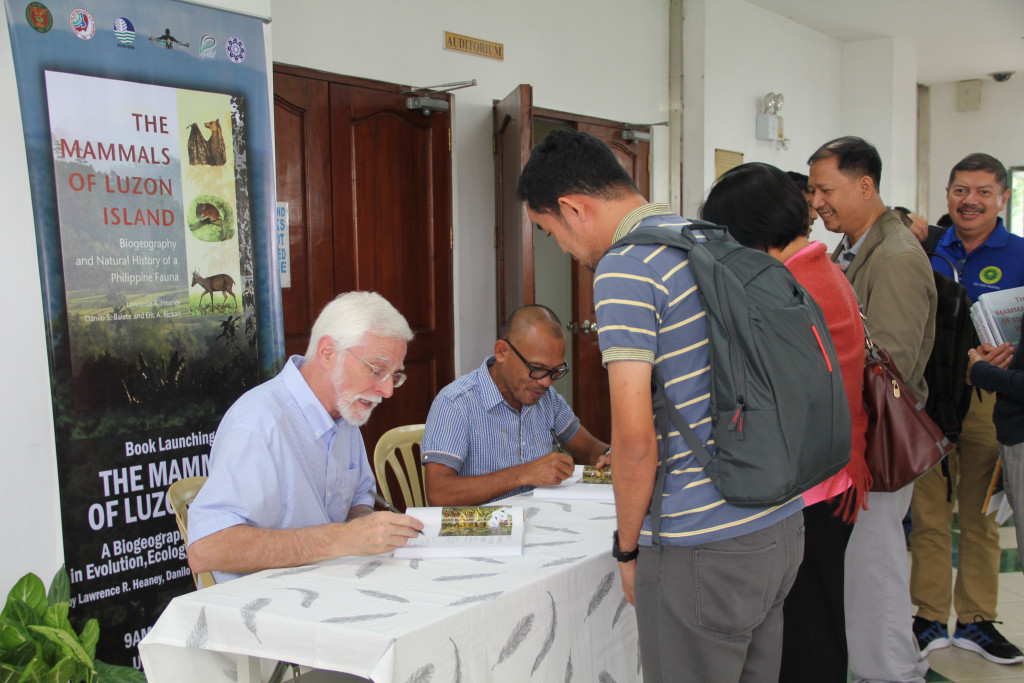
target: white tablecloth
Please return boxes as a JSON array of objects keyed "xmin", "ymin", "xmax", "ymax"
[{"xmin": 139, "ymin": 495, "xmax": 641, "ymax": 682}]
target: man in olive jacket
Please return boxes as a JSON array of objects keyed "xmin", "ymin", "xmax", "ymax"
[{"xmin": 808, "ymin": 136, "xmax": 936, "ymax": 683}]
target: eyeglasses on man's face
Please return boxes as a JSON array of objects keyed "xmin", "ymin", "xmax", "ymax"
[
  {"xmin": 501, "ymin": 339, "xmax": 570, "ymax": 381},
  {"xmin": 346, "ymin": 349, "xmax": 407, "ymax": 388}
]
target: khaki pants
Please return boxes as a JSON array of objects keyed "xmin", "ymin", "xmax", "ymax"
[{"xmin": 910, "ymin": 392, "xmax": 1001, "ymax": 622}]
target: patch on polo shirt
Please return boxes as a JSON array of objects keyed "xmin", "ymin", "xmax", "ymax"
[{"xmin": 980, "ymin": 266, "xmax": 1003, "ymax": 285}]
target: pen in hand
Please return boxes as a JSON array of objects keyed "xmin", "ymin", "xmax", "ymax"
[
  {"xmin": 550, "ymin": 428, "xmax": 565, "ymax": 454},
  {"xmin": 370, "ymin": 491, "xmax": 424, "ymax": 535}
]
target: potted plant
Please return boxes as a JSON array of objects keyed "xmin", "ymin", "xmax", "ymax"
[{"xmin": 0, "ymin": 566, "xmax": 147, "ymax": 682}]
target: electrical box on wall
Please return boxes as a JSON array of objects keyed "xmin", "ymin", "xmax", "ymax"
[{"xmin": 756, "ymin": 113, "xmax": 783, "ymax": 140}]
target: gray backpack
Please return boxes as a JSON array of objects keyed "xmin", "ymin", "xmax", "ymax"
[{"xmin": 612, "ymin": 218, "xmax": 851, "ymax": 516}]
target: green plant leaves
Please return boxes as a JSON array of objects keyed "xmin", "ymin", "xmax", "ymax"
[
  {"xmin": 46, "ymin": 570, "xmax": 70, "ymax": 608},
  {"xmin": 5, "ymin": 576, "xmax": 45, "ymax": 619},
  {"xmin": 0, "ymin": 570, "xmax": 142, "ymax": 683},
  {"xmin": 95, "ymin": 658, "xmax": 148, "ymax": 683},
  {"xmin": 78, "ymin": 621, "xmax": 99, "ymax": 662},
  {"xmin": 27, "ymin": 627, "xmax": 94, "ymax": 673}
]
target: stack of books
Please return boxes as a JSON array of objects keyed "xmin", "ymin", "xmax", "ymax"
[{"xmin": 970, "ymin": 285, "xmax": 1024, "ymax": 347}]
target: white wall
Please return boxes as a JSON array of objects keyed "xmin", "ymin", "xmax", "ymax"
[
  {"xmin": 842, "ymin": 37, "xmax": 918, "ymax": 208},
  {"xmin": 696, "ymin": 0, "xmax": 844, "ymax": 246},
  {"xmin": 0, "ymin": 0, "xmax": 64, "ymax": 593},
  {"xmin": 927, "ymin": 77, "xmax": 1024, "ymax": 223}
]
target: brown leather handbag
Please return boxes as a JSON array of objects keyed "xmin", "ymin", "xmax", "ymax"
[{"xmin": 862, "ymin": 322, "xmax": 954, "ymax": 492}]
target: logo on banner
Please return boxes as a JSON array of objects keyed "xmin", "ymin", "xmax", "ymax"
[
  {"xmin": 25, "ymin": 1, "xmax": 53, "ymax": 33},
  {"xmin": 199, "ymin": 34, "xmax": 217, "ymax": 58},
  {"xmin": 69, "ymin": 8, "xmax": 95, "ymax": 40},
  {"xmin": 113, "ymin": 17, "xmax": 135, "ymax": 48},
  {"xmin": 225, "ymin": 36, "xmax": 245, "ymax": 63},
  {"xmin": 149, "ymin": 27, "xmax": 190, "ymax": 50}
]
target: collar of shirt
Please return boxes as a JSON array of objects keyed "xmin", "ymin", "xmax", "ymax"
[
  {"xmin": 836, "ymin": 227, "xmax": 872, "ymax": 268},
  {"xmin": 477, "ymin": 356, "xmax": 527, "ymax": 414},
  {"xmin": 281, "ymin": 355, "xmax": 340, "ymax": 450},
  {"xmin": 612, "ymin": 202, "xmax": 676, "ymax": 243},
  {"xmin": 939, "ymin": 217, "xmax": 1009, "ymax": 255}
]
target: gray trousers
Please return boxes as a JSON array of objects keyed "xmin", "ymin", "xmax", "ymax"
[
  {"xmin": 999, "ymin": 442, "xmax": 1024, "ymax": 575},
  {"xmin": 635, "ymin": 513, "xmax": 804, "ymax": 683},
  {"xmin": 845, "ymin": 485, "xmax": 928, "ymax": 683}
]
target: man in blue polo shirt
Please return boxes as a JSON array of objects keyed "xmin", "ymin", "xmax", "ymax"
[
  {"xmin": 421, "ymin": 304, "xmax": 609, "ymax": 505},
  {"xmin": 911, "ymin": 153, "xmax": 1024, "ymax": 665},
  {"xmin": 516, "ymin": 129, "xmax": 804, "ymax": 683}
]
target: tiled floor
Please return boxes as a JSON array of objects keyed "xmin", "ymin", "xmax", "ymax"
[{"xmin": 917, "ymin": 525, "xmax": 1024, "ymax": 682}]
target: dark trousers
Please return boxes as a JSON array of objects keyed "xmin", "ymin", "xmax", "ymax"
[{"xmin": 779, "ymin": 499, "xmax": 854, "ymax": 683}]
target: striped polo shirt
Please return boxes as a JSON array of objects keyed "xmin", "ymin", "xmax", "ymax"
[
  {"xmin": 595, "ymin": 203, "xmax": 803, "ymax": 547},
  {"xmin": 421, "ymin": 358, "xmax": 581, "ymax": 501}
]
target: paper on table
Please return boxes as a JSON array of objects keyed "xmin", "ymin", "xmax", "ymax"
[
  {"xmin": 532, "ymin": 465, "xmax": 615, "ymax": 501},
  {"xmin": 393, "ymin": 505, "xmax": 524, "ymax": 558}
]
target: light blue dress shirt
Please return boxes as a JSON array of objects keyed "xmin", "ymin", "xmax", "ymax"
[
  {"xmin": 421, "ymin": 357, "xmax": 580, "ymax": 501},
  {"xmin": 188, "ymin": 355, "xmax": 376, "ymax": 583}
]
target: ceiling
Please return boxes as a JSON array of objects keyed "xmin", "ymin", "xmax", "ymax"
[{"xmin": 747, "ymin": 0, "xmax": 1024, "ymax": 86}]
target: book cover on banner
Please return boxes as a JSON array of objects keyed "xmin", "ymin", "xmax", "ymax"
[
  {"xmin": 394, "ymin": 505, "xmax": 524, "ymax": 558},
  {"xmin": 533, "ymin": 465, "xmax": 614, "ymax": 501}
]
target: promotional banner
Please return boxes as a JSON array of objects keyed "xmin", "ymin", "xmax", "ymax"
[{"xmin": 5, "ymin": 0, "xmax": 282, "ymax": 668}]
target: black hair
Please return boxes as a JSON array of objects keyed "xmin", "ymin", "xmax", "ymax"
[
  {"xmin": 785, "ymin": 171, "xmax": 810, "ymax": 193},
  {"xmin": 808, "ymin": 136, "xmax": 882, "ymax": 190},
  {"xmin": 516, "ymin": 129, "xmax": 639, "ymax": 214},
  {"xmin": 947, "ymin": 153, "xmax": 1008, "ymax": 192},
  {"xmin": 700, "ymin": 163, "xmax": 809, "ymax": 251},
  {"xmin": 937, "ymin": 213, "xmax": 953, "ymax": 228}
]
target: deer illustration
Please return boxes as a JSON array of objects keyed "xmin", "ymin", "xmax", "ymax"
[{"xmin": 191, "ymin": 270, "xmax": 237, "ymax": 310}]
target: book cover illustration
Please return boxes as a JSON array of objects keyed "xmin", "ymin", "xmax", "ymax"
[
  {"xmin": 533, "ymin": 465, "xmax": 614, "ymax": 501},
  {"xmin": 394, "ymin": 506, "xmax": 524, "ymax": 558}
]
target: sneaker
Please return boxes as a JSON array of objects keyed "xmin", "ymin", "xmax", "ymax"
[
  {"xmin": 952, "ymin": 617, "xmax": 1024, "ymax": 664},
  {"xmin": 913, "ymin": 616, "xmax": 951, "ymax": 655}
]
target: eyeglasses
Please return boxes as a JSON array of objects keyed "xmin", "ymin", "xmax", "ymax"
[
  {"xmin": 501, "ymin": 339, "xmax": 570, "ymax": 381},
  {"xmin": 346, "ymin": 349, "xmax": 407, "ymax": 388}
]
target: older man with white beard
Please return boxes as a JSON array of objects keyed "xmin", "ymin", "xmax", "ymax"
[{"xmin": 187, "ymin": 291, "xmax": 423, "ymax": 584}]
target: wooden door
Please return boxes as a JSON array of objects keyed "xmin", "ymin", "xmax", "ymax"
[
  {"xmin": 571, "ymin": 122, "xmax": 650, "ymax": 441},
  {"xmin": 274, "ymin": 65, "xmax": 454, "ymax": 460},
  {"xmin": 493, "ymin": 84, "xmax": 534, "ymax": 330},
  {"xmin": 493, "ymin": 86, "xmax": 650, "ymax": 443}
]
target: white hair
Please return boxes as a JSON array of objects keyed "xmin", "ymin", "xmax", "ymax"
[{"xmin": 304, "ymin": 291, "xmax": 413, "ymax": 360}]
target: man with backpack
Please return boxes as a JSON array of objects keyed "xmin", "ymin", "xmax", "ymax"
[
  {"xmin": 909, "ymin": 153, "xmax": 1024, "ymax": 665},
  {"xmin": 517, "ymin": 129, "xmax": 807, "ymax": 683},
  {"xmin": 808, "ymin": 136, "xmax": 936, "ymax": 683}
]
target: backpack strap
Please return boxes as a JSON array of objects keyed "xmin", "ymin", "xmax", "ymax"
[{"xmin": 649, "ymin": 366, "xmax": 715, "ymax": 546}]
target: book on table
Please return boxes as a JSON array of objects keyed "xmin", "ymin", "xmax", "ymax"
[
  {"xmin": 532, "ymin": 465, "xmax": 614, "ymax": 501},
  {"xmin": 393, "ymin": 505, "xmax": 524, "ymax": 558},
  {"xmin": 970, "ymin": 285, "xmax": 1024, "ymax": 347}
]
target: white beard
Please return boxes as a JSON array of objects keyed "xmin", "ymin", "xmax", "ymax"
[{"xmin": 331, "ymin": 363, "xmax": 382, "ymax": 427}]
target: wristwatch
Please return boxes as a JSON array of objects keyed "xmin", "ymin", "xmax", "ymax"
[{"xmin": 612, "ymin": 531, "xmax": 639, "ymax": 563}]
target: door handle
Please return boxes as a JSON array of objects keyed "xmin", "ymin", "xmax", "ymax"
[{"xmin": 568, "ymin": 320, "xmax": 598, "ymax": 334}]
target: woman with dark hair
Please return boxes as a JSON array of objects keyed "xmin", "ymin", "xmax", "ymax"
[{"xmin": 701, "ymin": 162, "xmax": 870, "ymax": 683}]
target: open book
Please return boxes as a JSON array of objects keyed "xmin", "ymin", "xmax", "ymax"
[
  {"xmin": 970, "ymin": 285, "xmax": 1024, "ymax": 347},
  {"xmin": 393, "ymin": 505, "xmax": 524, "ymax": 558},
  {"xmin": 532, "ymin": 465, "xmax": 614, "ymax": 501}
]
